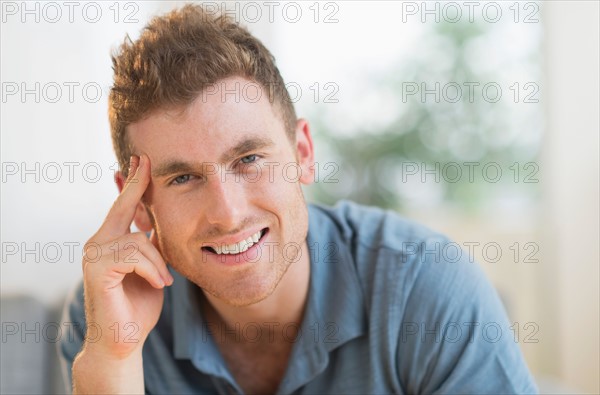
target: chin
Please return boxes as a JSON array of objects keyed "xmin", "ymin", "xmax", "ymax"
[
  {"xmin": 196, "ymin": 265, "xmax": 285, "ymax": 307},
  {"xmin": 203, "ymin": 282, "xmax": 275, "ymax": 307}
]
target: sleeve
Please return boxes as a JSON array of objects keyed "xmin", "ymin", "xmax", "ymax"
[
  {"xmin": 57, "ymin": 280, "xmax": 86, "ymax": 394},
  {"xmin": 396, "ymin": 237, "xmax": 539, "ymax": 395}
]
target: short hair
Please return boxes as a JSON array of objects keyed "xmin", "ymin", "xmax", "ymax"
[{"xmin": 109, "ymin": 4, "xmax": 297, "ymax": 176}]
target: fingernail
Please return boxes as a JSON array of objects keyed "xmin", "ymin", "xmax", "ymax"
[{"xmin": 128, "ymin": 155, "xmax": 142, "ymax": 179}]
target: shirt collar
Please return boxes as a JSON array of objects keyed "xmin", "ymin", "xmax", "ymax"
[
  {"xmin": 277, "ymin": 203, "xmax": 368, "ymax": 394},
  {"xmin": 170, "ymin": 202, "xmax": 368, "ymax": 392},
  {"xmin": 171, "ymin": 269, "xmax": 234, "ymax": 381}
]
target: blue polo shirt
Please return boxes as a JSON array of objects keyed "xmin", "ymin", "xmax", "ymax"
[{"xmin": 59, "ymin": 200, "xmax": 538, "ymax": 394}]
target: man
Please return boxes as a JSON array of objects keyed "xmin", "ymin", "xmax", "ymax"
[{"xmin": 60, "ymin": 4, "xmax": 538, "ymax": 394}]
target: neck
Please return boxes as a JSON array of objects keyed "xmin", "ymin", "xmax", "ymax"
[{"xmin": 201, "ymin": 241, "xmax": 311, "ymax": 343}]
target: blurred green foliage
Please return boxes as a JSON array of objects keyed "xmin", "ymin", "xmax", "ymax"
[{"xmin": 306, "ymin": 18, "xmax": 542, "ymax": 212}]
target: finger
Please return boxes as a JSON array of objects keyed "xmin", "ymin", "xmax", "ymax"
[
  {"xmin": 110, "ymin": 232, "xmax": 173, "ymax": 286},
  {"xmin": 125, "ymin": 154, "xmax": 140, "ymax": 184},
  {"xmin": 129, "ymin": 256, "xmax": 166, "ymax": 289},
  {"xmin": 84, "ymin": 243, "xmax": 166, "ymax": 290},
  {"xmin": 149, "ymin": 228, "xmax": 160, "ymax": 251},
  {"xmin": 97, "ymin": 154, "xmax": 151, "ymax": 242},
  {"xmin": 132, "ymin": 232, "xmax": 173, "ymax": 286}
]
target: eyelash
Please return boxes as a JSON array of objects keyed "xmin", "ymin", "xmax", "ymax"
[
  {"xmin": 169, "ymin": 154, "xmax": 261, "ymax": 186},
  {"xmin": 240, "ymin": 154, "xmax": 258, "ymax": 164},
  {"xmin": 171, "ymin": 174, "xmax": 194, "ymax": 185}
]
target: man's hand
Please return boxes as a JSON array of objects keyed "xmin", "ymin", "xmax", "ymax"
[{"xmin": 72, "ymin": 154, "xmax": 173, "ymax": 394}]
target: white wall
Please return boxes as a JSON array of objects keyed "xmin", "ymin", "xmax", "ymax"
[{"xmin": 542, "ymin": 1, "xmax": 600, "ymax": 393}]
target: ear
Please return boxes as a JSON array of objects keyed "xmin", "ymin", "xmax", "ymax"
[
  {"xmin": 294, "ymin": 118, "xmax": 315, "ymax": 185},
  {"xmin": 114, "ymin": 170, "xmax": 154, "ymax": 232}
]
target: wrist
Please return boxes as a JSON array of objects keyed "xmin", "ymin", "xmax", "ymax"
[
  {"xmin": 80, "ymin": 325, "xmax": 146, "ymax": 361},
  {"xmin": 72, "ymin": 346, "xmax": 144, "ymax": 394}
]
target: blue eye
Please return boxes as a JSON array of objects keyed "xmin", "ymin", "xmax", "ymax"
[
  {"xmin": 172, "ymin": 174, "xmax": 192, "ymax": 185},
  {"xmin": 241, "ymin": 154, "xmax": 257, "ymax": 164}
]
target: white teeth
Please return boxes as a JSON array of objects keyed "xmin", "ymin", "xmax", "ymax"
[{"xmin": 211, "ymin": 230, "xmax": 263, "ymax": 255}]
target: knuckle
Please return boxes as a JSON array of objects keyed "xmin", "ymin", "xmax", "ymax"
[{"xmin": 132, "ymin": 232, "xmax": 148, "ymax": 243}]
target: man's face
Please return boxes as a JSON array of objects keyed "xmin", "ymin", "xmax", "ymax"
[{"xmin": 127, "ymin": 76, "xmax": 315, "ymax": 306}]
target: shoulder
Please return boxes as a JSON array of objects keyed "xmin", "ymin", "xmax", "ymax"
[
  {"xmin": 58, "ymin": 280, "xmax": 86, "ymax": 393},
  {"xmin": 308, "ymin": 199, "xmax": 446, "ymax": 253},
  {"xmin": 307, "ymin": 200, "xmax": 509, "ymax": 346},
  {"xmin": 307, "ymin": 201, "xmax": 537, "ymax": 394},
  {"xmin": 61, "ymin": 280, "xmax": 86, "ymax": 340},
  {"xmin": 307, "ymin": 200, "xmax": 484, "ymax": 317},
  {"xmin": 308, "ymin": 199, "xmax": 461, "ymax": 279}
]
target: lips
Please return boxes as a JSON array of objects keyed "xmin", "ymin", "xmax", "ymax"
[{"xmin": 202, "ymin": 228, "xmax": 268, "ymax": 255}]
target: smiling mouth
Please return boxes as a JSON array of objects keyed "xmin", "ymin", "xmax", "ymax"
[{"xmin": 202, "ymin": 228, "xmax": 268, "ymax": 255}]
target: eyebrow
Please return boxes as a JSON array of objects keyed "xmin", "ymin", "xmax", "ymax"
[{"xmin": 151, "ymin": 136, "xmax": 275, "ymax": 178}]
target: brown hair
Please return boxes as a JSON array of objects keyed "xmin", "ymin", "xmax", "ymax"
[{"xmin": 109, "ymin": 4, "xmax": 297, "ymax": 176}]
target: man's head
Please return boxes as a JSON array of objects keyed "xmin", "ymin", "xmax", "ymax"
[
  {"xmin": 110, "ymin": 5, "xmax": 315, "ymax": 307},
  {"xmin": 110, "ymin": 4, "xmax": 297, "ymax": 177}
]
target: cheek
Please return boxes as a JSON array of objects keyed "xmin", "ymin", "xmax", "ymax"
[
  {"xmin": 251, "ymin": 162, "xmax": 307, "ymax": 225},
  {"xmin": 244, "ymin": 165, "xmax": 298, "ymax": 213},
  {"xmin": 252, "ymin": 161, "xmax": 303, "ymax": 197},
  {"xmin": 150, "ymin": 195, "xmax": 202, "ymax": 268},
  {"xmin": 151, "ymin": 192, "xmax": 200, "ymax": 236}
]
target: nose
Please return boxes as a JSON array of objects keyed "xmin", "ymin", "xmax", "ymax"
[{"xmin": 203, "ymin": 175, "xmax": 248, "ymax": 230}]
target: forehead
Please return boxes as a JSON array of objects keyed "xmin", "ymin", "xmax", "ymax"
[{"xmin": 127, "ymin": 76, "xmax": 286, "ymax": 160}]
